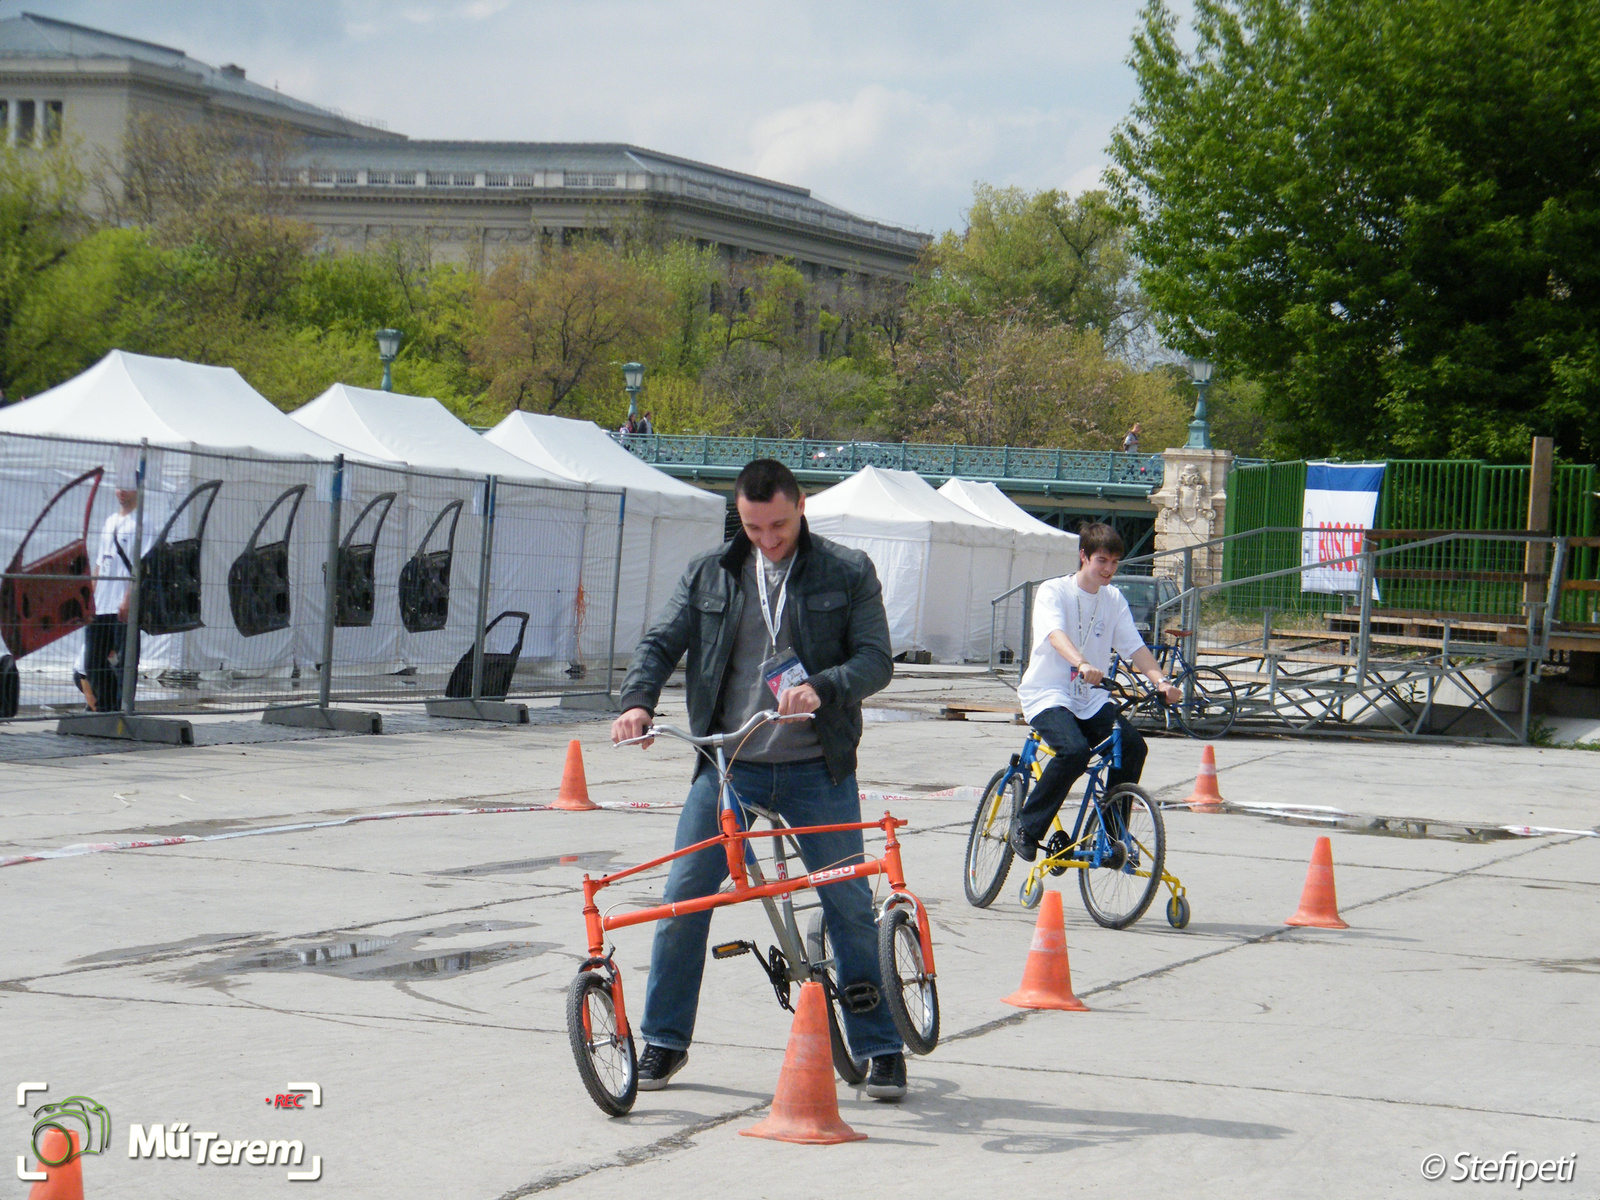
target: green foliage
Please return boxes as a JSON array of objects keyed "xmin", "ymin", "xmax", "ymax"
[
  {"xmin": 1109, "ymin": 0, "xmax": 1600, "ymax": 463},
  {"xmin": 924, "ymin": 185, "xmax": 1148, "ymax": 355},
  {"xmin": 0, "ymin": 144, "xmax": 91, "ymax": 394}
]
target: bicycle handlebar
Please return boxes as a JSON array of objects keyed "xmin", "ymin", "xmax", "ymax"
[{"xmin": 614, "ymin": 708, "xmax": 814, "ymax": 749}]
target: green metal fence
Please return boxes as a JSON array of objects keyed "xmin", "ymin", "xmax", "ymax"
[{"xmin": 1224, "ymin": 459, "xmax": 1600, "ymax": 622}]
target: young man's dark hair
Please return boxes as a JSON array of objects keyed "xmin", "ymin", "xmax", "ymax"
[
  {"xmin": 733, "ymin": 458, "xmax": 802, "ymax": 505},
  {"xmin": 1077, "ymin": 522, "xmax": 1125, "ymax": 560}
]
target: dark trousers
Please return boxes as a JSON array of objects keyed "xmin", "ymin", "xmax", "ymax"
[
  {"xmin": 1016, "ymin": 704, "xmax": 1147, "ymax": 843},
  {"xmin": 84, "ymin": 614, "xmax": 129, "ymax": 712}
]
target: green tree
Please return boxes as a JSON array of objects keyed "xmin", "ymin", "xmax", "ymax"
[
  {"xmin": 924, "ymin": 185, "xmax": 1149, "ymax": 356},
  {"xmin": 1109, "ymin": 0, "xmax": 1600, "ymax": 462},
  {"xmin": 0, "ymin": 144, "xmax": 91, "ymax": 397}
]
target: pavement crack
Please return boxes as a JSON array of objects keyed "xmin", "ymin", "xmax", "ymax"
[{"xmin": 496, "ymin": 1102, "xmax": 768, "ymax": 1197}]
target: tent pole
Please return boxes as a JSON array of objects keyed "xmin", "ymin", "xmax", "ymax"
[
  {"xmin": 605, "ymin": 490, "xmax": 625, "ymax": 705},
  {"xmin": 319, "ymin": 454, "xmax": 343, "ymax": 709},
  {"xmin": 119, "ymin": 440, "xmax": 147, "ymax": 715},
  {"xmin": 470, "ymin": 475, "xmax": 497, "ymax": 702}
]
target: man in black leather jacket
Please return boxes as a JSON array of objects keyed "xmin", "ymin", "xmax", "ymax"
[{"xmin": 611, "ymin": 459, "xmax": 906, "ymax": 1098}]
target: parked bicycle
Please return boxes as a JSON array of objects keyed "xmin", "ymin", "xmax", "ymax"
[{"xmin": 1111, "ymin": 630, "xmax": 1237, "ymax": 738}]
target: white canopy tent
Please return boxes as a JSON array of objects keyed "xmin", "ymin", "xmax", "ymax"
[
  {"xmin": 290, "ymin": 384, "xmax": 610, "ymax": 671},
  {"xmin": 484, "ymin": 412, "xmax": 725, "ymax": 654},
  {"xmin": 804, "ymin": 465, "xmax": 1016, "ymax": 662},
  {"xmin": 938, "ymin": 478, "xmax": 1080, "ymax": 588},
  {"xmin": 0, "ymin": 350, "xmax": 349, "ymax": 684}
]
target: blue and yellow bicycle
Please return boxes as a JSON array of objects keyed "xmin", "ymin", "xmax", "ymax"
[{"xmin": 962, "ymin": 691, "xmax": 1190, "ymax": 929}]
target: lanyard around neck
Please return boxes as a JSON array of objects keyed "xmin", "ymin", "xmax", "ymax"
[{"xmin": 754, "ymin": 554, "xmax": 793, "ymax": 652}]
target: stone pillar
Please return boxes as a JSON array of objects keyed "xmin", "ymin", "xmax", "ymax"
[{"xmin": 1150, "ymin": 447, "xmax": 1233, "ymax": 585}]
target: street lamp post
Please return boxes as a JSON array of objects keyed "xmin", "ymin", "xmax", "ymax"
[
  {"xmin": 376, "ymin": 328, "xmax": 403, "ymax": 393},
  {"xmin": 621, "ymin": 361, "xmax": 644, "ymax": 421},
  {"xmin": 1186, "ymin": 358, "xmax": 1214, "ymax": 450}
]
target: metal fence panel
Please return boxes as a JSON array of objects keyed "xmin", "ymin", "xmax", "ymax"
[{"xmin": 0, "ymin": 432, "xmax": 624, "ymax": 723}]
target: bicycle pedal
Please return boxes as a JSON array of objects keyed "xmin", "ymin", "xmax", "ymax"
[
  {"xmin": 840, "ymin": 982, "xmax": 880, "ymax": 1014},
  {"xmin": 712, "ymin": 940, "xmax": 755, "ymax": 960}
]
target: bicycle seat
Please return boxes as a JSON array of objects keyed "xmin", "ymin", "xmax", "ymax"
[{"xmin": 1167, "ymin": 629, "xmax": 1194, "ymax": 639}]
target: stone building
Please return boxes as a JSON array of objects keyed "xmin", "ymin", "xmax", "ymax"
[{"xmin": 0, "ymin": 12, "xmax": 928, "ymax": 282}]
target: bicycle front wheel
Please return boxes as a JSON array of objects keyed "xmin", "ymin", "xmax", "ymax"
[
  {"xmin": 1175, "ymin": 666, "xmax": 1237, "ymax": 738},
  {"xmin": 567, "ymin": 971, "xmax": 638, "ymax": 1115},
  {"xmin": 877, "ymin": 906, "xmax": 940, "ymax": 1055},
  {"xmin": 964, "ymin": 767, "xmax": 1021, "ymax": 907},
  {"xmin": 1078, "ymin": 783, "xmax": 1165, "ymax": 929}
]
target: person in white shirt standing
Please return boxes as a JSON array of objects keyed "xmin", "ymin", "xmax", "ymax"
[
  {"xmin": 1011, "ymin": 523, "xmax": 1181, "ymax": 861},
  {"xmin": 84, "ymin": 487, "xmax": 141, "ymax": 712}
]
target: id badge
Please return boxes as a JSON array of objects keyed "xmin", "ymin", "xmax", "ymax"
[
  {"xmin": 1067, "ymin": 666, "xmax": 1089, "ymax": 700},
  {"xmin": 763, "ymin": 653, "xmax": 808, "ymax": 698}
]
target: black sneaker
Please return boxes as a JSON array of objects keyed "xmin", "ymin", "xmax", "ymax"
[
  {"xmin": 1008, "ymin": 823, "xmax": 1038, "ymax": 862},
  {"xmin": 636, "ymin": 1044, "xmax": 688, "ymax": 1091},
  {"xmin": 865, "ymin": 1053, "xmax": 906, "ymax": 1100}
]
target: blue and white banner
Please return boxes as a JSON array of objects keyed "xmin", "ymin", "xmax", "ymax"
[{"xmin": 1301, "ymin": 462, "xmax": 1385, "ymax": 594}]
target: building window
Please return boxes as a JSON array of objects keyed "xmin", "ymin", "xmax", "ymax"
[
  {"xmin": 309, "ymin": 167, "xmax": 333, "ymax": 184},
  {"xmin": 367, "ymin": 170, "xmax": 390, "ymax": 185},
  {"xmin": 485, "ymin": 172, "xmax": 509, "ymax": 187},
  {"xmin": 426, "ymin": 171, "xmax": 453, "ymax": 186},
  {"xmin": 335, "ymin": 168, "xmax": 359, "ymax": 185},
  {"xmin": 42, "ymin": 101, "xmax": 62, "ymax": 146},
  {"xmin": 512, "ymin": 173, "xmax": 537, "ymax": 187},
  {"xmin": 590, "ymin": 172, "xmax": 617, "ymax": 188},
  {"xmin": 393, "ymin": 172, "xmax": 416, "ymax": 186},
  {"xmin": 16, "ymin": 100, "xmax": 35, "ymax": 147},
  {"xmin": 453, "ymin": 172, "xmax": 475, "ymax": 187},
  {"xmin": 565, "ymin": 172, "xmax": 590, "ymax": 188}
]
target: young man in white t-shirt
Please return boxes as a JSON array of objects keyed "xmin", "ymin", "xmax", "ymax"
[{"xmin": 1010, "ymin": 523, "xmax": 1181, "ymax": 861}]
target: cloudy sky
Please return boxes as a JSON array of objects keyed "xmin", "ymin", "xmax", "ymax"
[{"xmin": 7, "ymin": 0, "xmax": 1193, "ymax": 234}]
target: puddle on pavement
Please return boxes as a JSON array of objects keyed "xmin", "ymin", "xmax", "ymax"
[
  {"xmin": 1190, "ymin": 802, "xmax": 1580, "ymax": 845},
  {"xmin": 430, "ymin": 850, "xmax": 617, "ymax": 877},
  {"xmin": 166, "ymin": 920, "xmax": 556, "ymax": 984},
  {"xmin": 863, "ymin": 707, "xmax": 932, "ymax": 723},
  {"xmin": 1537, "ymin": 957, "xmax": 1600, "ymax": 974}
]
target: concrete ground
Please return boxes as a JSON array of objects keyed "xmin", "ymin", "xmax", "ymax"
[{"xmin": 2, "ymin": 670, "xmax": 1596, "ymax": 1199}]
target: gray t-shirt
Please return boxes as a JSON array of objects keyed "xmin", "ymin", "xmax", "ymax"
[{"xmin": 714, "ymin": 552, "xmax": 822, "ymax": 762}]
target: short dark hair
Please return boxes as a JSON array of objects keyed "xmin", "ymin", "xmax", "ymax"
[
  {"xmin": 1078, "ymin": 522, "xmax": 1125, "ymax": 559},
  {"xmin": 734, "ymin": 458, "xmax": 802, "ymax": 505}
]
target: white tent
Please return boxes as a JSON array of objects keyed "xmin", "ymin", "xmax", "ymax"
[
  {"xmin": 804, "ymin": 466, "xmax": 1016, "ymax": 662},
  {"xmin": 291, "ymin": 384, "xmax": 607, "ymax": 670},
  {"xmin": 0, "ymin": 350, "xmax": 349, "ymax": 685},
  {"xmin": 938, "ymin": 478, "xmax": 1080, "ymax": 588},
  {"xmin": 484, "ymin": 412, "xmax": 725, "ymax": 654}
]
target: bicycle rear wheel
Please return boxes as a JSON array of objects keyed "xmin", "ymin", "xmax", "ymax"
[
  {"xmin": 964, "ymin": 767, "xmax": 1021, "ymax": 907},
  {"xmin": 804, "ymin": 914, "xmax": 869, "ymax": 1085},
  {"xmin": 566, "ymin": 970, "xmax": 638, "ymax": 1115},
  {"xmin": 877, "ymin": 905, "xmax": 940, "ymax": 1055},
  {"xmin": 1078, "ymin": 784, "xmax": 1165, "ymax": 929},
  {"xmin": 1174, "ymin": 666, "xmax": 1237, "ymax": 738}
]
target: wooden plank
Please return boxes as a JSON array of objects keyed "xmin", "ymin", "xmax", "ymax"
[
  {"xmin": 1561, "ymin": 579, "xmax": 1600, "ymax": 592},
  {"xmin": 940, "ymin": 701, "xmax": 1024, "ymax": 722}
]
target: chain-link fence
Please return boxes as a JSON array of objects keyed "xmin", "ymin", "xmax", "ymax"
[{"xmin": 0, "ymin": 433, "xmax": 623, "ymax": 725}]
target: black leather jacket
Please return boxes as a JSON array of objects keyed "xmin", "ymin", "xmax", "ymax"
[{"xmin": 618, "ymin": 519, "xmax": 894, "ymax": 783}]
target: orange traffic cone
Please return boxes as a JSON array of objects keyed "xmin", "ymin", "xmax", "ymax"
[
  {"xmin": 1284, "ymin": 836, "xmax": 1349, "ymax": 929},
  {"xmin": 552, "ymin": 739, "xmax": 598, "ymax": 811},
  {"xmin": 741, "ymin": 981, "xmax": 867, "ymax": 1145},
  {"xmin": 1184, "ymin": 744, "xmax": 1226, "ymax": 812},
  {"xmin": 28, "ymin": 1128, "xmax": 83, "ymax": 1200},
  {"xmin": 1002, "ymin": 890, "xmax": 1089, "ymax": 1011}
]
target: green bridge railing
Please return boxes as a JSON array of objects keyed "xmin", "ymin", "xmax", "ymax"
[{"xmin": 613, "ymin": 433, "xmax": 1169, "ymax": 492}]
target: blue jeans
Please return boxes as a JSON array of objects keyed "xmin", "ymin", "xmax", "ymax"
[{"xmin": 639, "ymin": 758, "xmax": 903, "ymax": 1060}]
